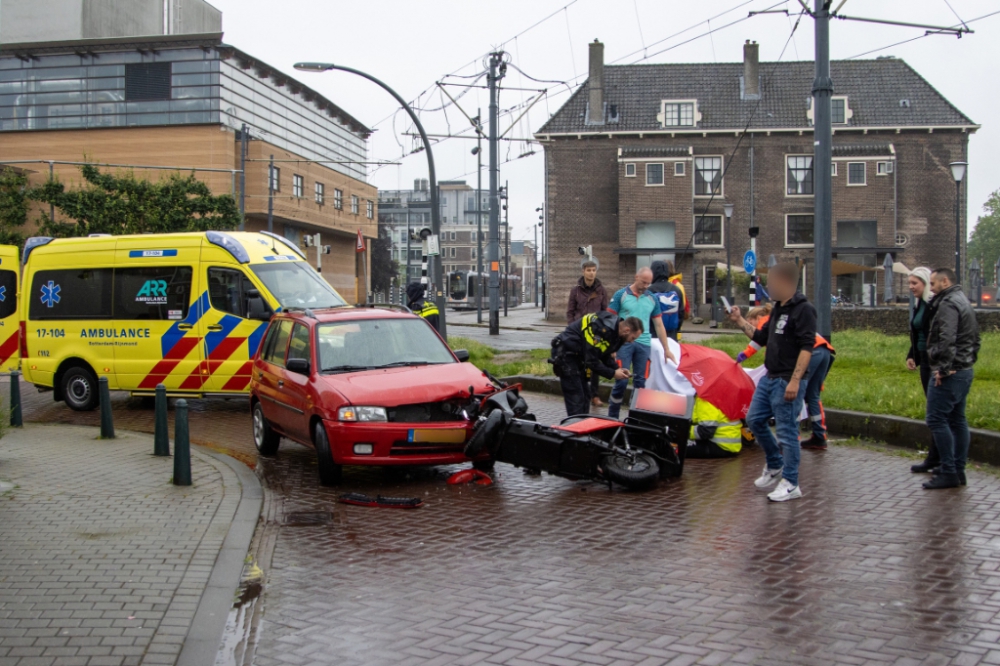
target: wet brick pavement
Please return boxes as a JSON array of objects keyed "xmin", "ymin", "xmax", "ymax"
[
  {"xmin": 11, "ymin": 386, "xmax": 1000, "ymax": 665},
  {"xmin": 0, "ymin": 424, "xmax": 240, "ymax": 666}
]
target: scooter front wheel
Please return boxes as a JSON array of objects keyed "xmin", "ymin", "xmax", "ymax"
[
  {"xmin": 599, "ymin": 452, "xmax": 659, "ymax": 490},
  {"xmin": 465, "ymin": 409, "xmax": 507, "ymax": 458}
]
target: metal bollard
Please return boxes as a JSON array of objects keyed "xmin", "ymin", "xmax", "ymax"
[
  {"xmin": 173, "ymin": 399, "xmax": 191, "ymax": 486},
  {"xmin": 99, "ymin": 377, "xmax": 115, "ymax": 439},
  {"xmin": 154, "ymin": 383, "xmax": 169, "ymax": 456},
  {"xmin": 10, "ymin": 371, "xmax": 22, "ymax": 428}
]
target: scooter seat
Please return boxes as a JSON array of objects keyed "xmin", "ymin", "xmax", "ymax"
[{"xmin": 553, "ymin": 418, "xmax": 623, "ymax": 435}]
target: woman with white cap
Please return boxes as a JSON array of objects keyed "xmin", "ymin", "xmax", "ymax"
[{"xmin": 906, "ymin": 266, "xmax": 939, "ymax": 473}]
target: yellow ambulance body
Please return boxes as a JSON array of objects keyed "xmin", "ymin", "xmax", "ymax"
[
  {"xmin": 20, "ymin": 231, "xmax": 345, "ymax": 410},
  {"xmin": 0, "ymin": 245, "xmax": 20, "ymax": 373}
]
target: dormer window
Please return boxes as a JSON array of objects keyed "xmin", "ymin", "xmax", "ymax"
[
  {"xmin": 658, "ymin": 100, "xmax": 700, "ymax": 128},
  {"xmin": 807, "ymin": 95, "xmax": 853, "ymax": 125}
]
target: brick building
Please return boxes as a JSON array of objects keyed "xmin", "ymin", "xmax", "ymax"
[{"xmin": 535, "ymin": 39, "xmax": 978, "ymax": 318}]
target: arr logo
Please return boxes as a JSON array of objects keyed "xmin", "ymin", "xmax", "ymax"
[{"xmin": 136, "ymin": 280, "xmax": 168, "ymax": 303}]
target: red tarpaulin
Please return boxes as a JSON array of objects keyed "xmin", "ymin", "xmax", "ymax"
[{"xmin": 677, "ymin": 344, "xmax": 757, "ymax": 421}]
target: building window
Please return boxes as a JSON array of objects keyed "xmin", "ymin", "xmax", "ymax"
[
  {"xmin": 876, "ymin": 161, "xmax": 894, "ymax": 176},
  {"xmin": 694, "ymin": 157, "xmax": 723, "ymax": 196},
  {"xmin": 351, "ymin": 195, "xmax": 359, "ymax": 214},
  {"xmin": 334, "ymin": 189, "xmax": 343, "ymax": 209},
  {"xmin": 693, "ymin": 215, "xmax": 723, "ymax": 247},
  {"xmin": 449, "ymin": 232, "xmax": 456, "ymax": 241},
  {"xmin": 646, "ymin": 163, "xmax": 664, "ymax": 186},
  {"xmin": 449, "ymin": 247, "xmax": 456, "ymax": 258},
  {"xmin": 785, "ymin": 214, "xmax": 815, "ymax": 247},
  {"xmin": 625, "ymin": 163, "xmax": 636, "ymax": 177},
  {"xmin": 471, "ymin": 247, "xmax": 477, "ymax": 259},
  {"xmin": 269, "ymin": 166, "xmax": 280, "ymax": 192},
  {"xmin": 831, "ymin": 162, "xmax": 837, "ymax": 177},
  {"xmin": 315, "ymin": 182, "xmax": 325, "ymax": 204},
  {"xmin": 124, "ymin": 62, "xmax": 172, "ymax": 101},
  {"xmin": 674, "ymin": 162, "xmax": 685, "ymax": 177},
  {"xmin": 367, "ymin": 200, "xmax": 374, "ymax": 219},
  {"xmin": 786, "ymin": 156, "xmax": 814, "ymax": 195},
  {"xmin": 847, "ymin": 162, "xmax": 866, "ymax": 186},
  {"xmin": 832, "ymin": 97, "xmax": 849, "ymax": 124},
  {"xmin": 702, "ymin": 266, "xmax": 717, "ymax": 305},
  {"xmin": 293, "ymin": 174, "xmax": 304, "ymax": 198},
  {"xmin": 837, "ymin": 220, "xmax": 877, "ymax": 248},
  {"xmin": 659, "ymin": 100, "xmax": 697, "ymax": 127}
]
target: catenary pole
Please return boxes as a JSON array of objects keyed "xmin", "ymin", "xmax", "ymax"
[
  {"xmin": 812, "ymin": 0, "xmax": 833, "ymax": 339},
  {"xmin": 487, "ymin": 52, "xmax": 503, "ymax": 335},
  {"xmin": 504, "ymin": 179, "xmax": 510, "ymax": 316},
  {"xmin": 476, "ymin": 110, "xmax": 484, "ymax": 324}
]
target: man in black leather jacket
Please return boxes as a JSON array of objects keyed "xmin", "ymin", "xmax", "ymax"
[{"xmin": 922, "ymin": 268, "xmax": 981, "ymax": 490}]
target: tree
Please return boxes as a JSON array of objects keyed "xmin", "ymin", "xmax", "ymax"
[
  {"xmin": 967, "ymin": 188, "xmax": 1000, "ymax": 285},
  {"xmin": 0, "ymin": 169, "xmax": 29, "ymax": 245},
  {"xmin": 370, "ymin": 224, "xmax": 398, "ymax": 295},
  {"xmin": 30, "ymin": 164, "xmax": 240, "ymax": 237}
]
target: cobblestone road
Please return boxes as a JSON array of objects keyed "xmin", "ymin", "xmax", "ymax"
[
  {"xmin": 11, "ymin": 387, "xmax": 1000, "ymax": 665},
  {"xmin": 0, "ymin": 425, "xmax": 240, "ymax": 666}
]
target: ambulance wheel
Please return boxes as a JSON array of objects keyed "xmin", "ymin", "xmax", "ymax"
[
  {"xmin": 62, "ymin": 366, "xmax": 99, "ymax": 412},
  {"xmin": 252, "ymin": 402, "xmax": 280, "ymax": 456},
  {"xmin": 313, "ymin": 422, "xmax": 342, "ymax": 486},
  {"xmin": 600, "ymin": 452, "xmax": 659, "ymax": 490}
]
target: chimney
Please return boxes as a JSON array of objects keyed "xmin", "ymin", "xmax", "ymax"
[
  {"xmin": 588, "ymin": 39, "xmax": 604, "ymax": 123},
  {"xmin": 743, "ymin": 40, "xmax": 760, "ymax": 99}
]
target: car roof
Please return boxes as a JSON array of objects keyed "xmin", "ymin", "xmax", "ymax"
[{"xmin": 277, "ymin": 306, "xmax": 417, "ymax": 324}]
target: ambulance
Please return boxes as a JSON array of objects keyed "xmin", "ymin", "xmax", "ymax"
[
  {"xmin": 19, "ymin": 231, "xmax": 346, "ymax": 411},
  {"xmin": 0, "ymin": 245, "xmax": 20, "ymax": 373}
]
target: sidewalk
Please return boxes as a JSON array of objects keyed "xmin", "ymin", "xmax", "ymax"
[{"xmin": 0, "ymin": 424, "xmax": 260, "ymax": 666}]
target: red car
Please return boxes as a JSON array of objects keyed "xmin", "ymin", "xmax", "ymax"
[{"xmin": 249, "ymin": 306, "xmax": 497, "ymax": 485}]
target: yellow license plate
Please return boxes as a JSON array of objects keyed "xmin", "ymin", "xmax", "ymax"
[{"xmin": 407, "ymin": 429, "xmax": 467, "ymax": 444}]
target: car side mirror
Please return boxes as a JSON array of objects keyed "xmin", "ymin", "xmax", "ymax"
[
  {"xmin": 453, "ymin": 349, "xmax": 470, "ymax": 362},
  {"xmin": 247, "ymin": 289, "xmax": 272, "ymax": 321},
  {"xmin": 285, "ymin": 358, "xmax": 310, "ymax": 375}
]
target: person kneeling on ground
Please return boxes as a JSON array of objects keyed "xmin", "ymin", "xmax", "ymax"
[
  {"xmin": 686, "ymin": 397, "xmax": 742, "ymax": 458},
  {"xmin": 550, "ymin": 312, "xmax": 643, "ymax": 417}
]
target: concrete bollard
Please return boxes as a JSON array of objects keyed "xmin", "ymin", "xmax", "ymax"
[
  {"xmin": 10, "ymin": 371, "xmax": 22, "ymax": 428},
  {"xmin": 154, "ymin": 383, "xmax": 170, "ymax": 456},
  {"xmin": 173, "ymin": 399, "xmax": 191, "ymax": 486},
  {"xmin": 99, "ymin": 377, "xmax": 115, "ymax": 439}
]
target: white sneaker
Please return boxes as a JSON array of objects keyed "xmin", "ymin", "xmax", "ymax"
[
  {"xmin": 768, "ymin": 479, "xmax": 803, "ymax": 502},
  {"xmin": 754, "ymin": 465, "xmax": 783, "ymax": 489}
]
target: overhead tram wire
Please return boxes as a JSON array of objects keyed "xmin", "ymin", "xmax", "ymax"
[{"xmin": 845, "ymin": 8, "xmax": 1000, "ymax": 59}]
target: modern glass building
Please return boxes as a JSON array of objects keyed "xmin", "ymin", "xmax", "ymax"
[{"xmin": 0, "ymin": 36, "xmax": 370, "ymax": 182}]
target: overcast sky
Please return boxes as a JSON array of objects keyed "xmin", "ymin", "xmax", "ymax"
[{"xmin": 209, "ymin": 0, "xmax": 1000, "ymax": 244}]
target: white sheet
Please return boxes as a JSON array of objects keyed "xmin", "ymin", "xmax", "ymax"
[{"xmin": 646, "ymin": 338, "xmax": 695, "ymax": 397}]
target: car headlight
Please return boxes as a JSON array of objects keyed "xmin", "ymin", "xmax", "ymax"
[{"xmin": 338, "ymin": 406, "xmax": 388, "ymax": 422}]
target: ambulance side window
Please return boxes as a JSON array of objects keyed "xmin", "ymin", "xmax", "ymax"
[
  {"xmin": 0, "ymin": 270, "xmax": 16, "ymax": 319},
  {"xmin": 207, "ymin": 267, "xmax": 254, "ymax": 319},
  {"xmin": 30, "ymin": 268, "xmax": 113, "ymax": 320},
  {"xmin": 114, "ymin": 267, "xmax": 192, "ymax": 321},
  {"xmin": 262, "ymin": 320, "xmax": 293, "ymax": 368}
]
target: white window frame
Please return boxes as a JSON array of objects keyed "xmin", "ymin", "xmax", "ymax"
[
  {"xmin": 847, "ymin": 162, "xmax": 867, "ymax": 186},
  {"xmin": 702, "ymin": 265, "xmax": 717, "ymax": 305},
  {"xmin": 449, "ymin": 231, "xmax": 456, "ymax": 241},
  {"xmin": 351, "ymin": 195, "xmax": 360, "ymax": 214},
  {"xmin": 657, "ymin": 99, "xmax": 700, "ymax": 128},
  {"xmin": 692, "ymin": 214, "xmax": 724, "ymax": 249},
  {"xmin": 625, "ymin": 163, "xmax": 636, "ymax": 177},
  {"xmin": 876, "ymin": 161, "xmax": 894, "ymax": 176},
  {"xmin": 449, "ymin": 247, "xmax": 456, "ymax": 258},
  {"xmin": 831, "ymin": 162, "xmax": 837, "ymax": 177},
  {"xmin": 785, "ymin": 154, "xmax": 815, "ymax": 198},
  {"xmin": 674, "ymin": 162, "xmax": 685, "ymax": 177},
  {"xmin": 292, "ymin": 174, "xmax": 304, "ymax": 198},
  {"xmin": 693, "ymin": 156, "xmax": 724, "ymax": 198},
  {"xmin": 269, "ymin": 165, "xmax": 280, "ymax": 192},
  {"xmin": 645, "ymin": 163, "xmax": 665, "ymax": 187},
  {"xmin": 334, "ymin": 188, "xmax": 343, "ymax": 210},
  {"xmin": 367, "ymin": 200, "xmax": 374, "ymax": 219},
  {"xmin": 831, "ymin": 96, "xmax": 851, "ymax": 125},
  {"xmin": 785, "ymin": 213, "xmax": 816, "ymax": 249},
  {"xmin": 314, "ymin": 181, "xmax": 324, "ymax": 205}
]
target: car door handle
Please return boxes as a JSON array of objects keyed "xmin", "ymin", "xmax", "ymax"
[
  {"xmin": 206, "ymin": 324, "xmax": 224, "ymax": 331},
  {"xmin": 177, "ymin": 324, "xmax": 193, "ymax": 331},
  {"xmin": 277, "ymin": 380, "xmax": 284, "ymax": 388}
]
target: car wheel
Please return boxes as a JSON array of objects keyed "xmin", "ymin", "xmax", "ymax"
[
  {"xmin": 472, "ymin": 458, "xmax": 496, "ymax": 473},
  {"xmin": 599, "ymin": 452, "xmax": 659, "ymax": 490},
  {"xmin": 62, "ymin": 366, "xmax": 99, "ymax": 412},
  {"xmin": 313, "ymin": 422, "xmax": 342, "ymax": 486},
  {"xmin": 252, "ymin": 402, "xmax": 280, "ymax": 456}
]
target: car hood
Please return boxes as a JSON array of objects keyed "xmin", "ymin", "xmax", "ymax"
[{"xmin": 322, "ymin": 363, "xmax": 496, "ymax": 406}]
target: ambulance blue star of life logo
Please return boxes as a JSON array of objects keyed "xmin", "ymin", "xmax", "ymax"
[
  {"xmin": 41, "ymin": 281, "xmax": 61, "ymax": 308},
  {"xmin": 0, "ymin": 285, "xmax": 6, "ymax": 302}
]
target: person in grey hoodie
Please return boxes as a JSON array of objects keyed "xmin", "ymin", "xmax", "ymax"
[{"xmin": 922, "ymin": 268, "xmax": 981, "ymax": 490}]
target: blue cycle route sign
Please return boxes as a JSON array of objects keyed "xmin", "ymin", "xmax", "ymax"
[{"xmin": 743, "ymin": 250, "xmax": 757, "ymax": 275}]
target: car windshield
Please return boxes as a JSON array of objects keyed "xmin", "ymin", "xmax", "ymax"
[
  {"xmin": 250, "ymin": 262, "xmax": 346, "ymax": 309},
  {"xmin": 317, "ymin": 318, "xmax": 455, "ymax": 372}
]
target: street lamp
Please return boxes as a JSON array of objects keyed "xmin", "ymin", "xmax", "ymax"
[
  {"xmin": 294, "ymin": 61, "xmax": 446, "ymax": 336},
  {"xmin": 950, "ymin": 160, "xmax": 967, "ymax": 279},
  {"xmin": 723, "ymin": 203, "xmax": 734, "ymax": 303}
]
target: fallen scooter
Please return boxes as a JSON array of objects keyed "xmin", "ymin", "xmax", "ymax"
[{"xmin": 465, "ymin": 388, "xmax": 692, "ymax": 491}]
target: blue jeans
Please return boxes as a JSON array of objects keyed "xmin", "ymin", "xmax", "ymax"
[
  {"xmin": 804, "ymin": 347, "xmax": 832, "ymax": 438},
  {"xmin": 746, "ymin": 375, "xmax": 808, "ymax": 486},
  {"xmin": 608, "ymin": 342, "xmax": 650, "ymax": 418},
  {"xmin": 925, "ymin": 368, "xmax": 974, "ymax": 476}
]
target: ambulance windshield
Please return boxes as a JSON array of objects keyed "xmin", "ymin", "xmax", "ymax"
[{"xmin": 251, "ymin": 261, "xmax": 347, "ymax": 309}]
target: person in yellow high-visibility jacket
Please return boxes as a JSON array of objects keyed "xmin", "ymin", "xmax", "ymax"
[{"xmin": 687, "ymin": 396, "xmax": 743, "ymax": 458}]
